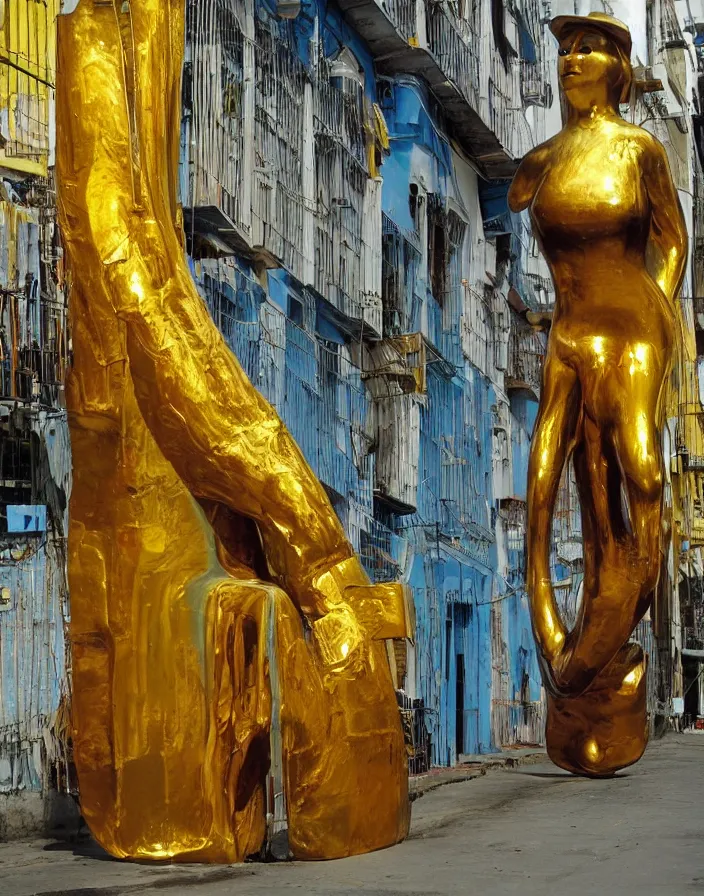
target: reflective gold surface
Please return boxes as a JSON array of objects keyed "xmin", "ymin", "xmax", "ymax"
[
  {"xmin": 509, "ymin": 14, "xmax": 687, "ymax": 777},
  {"xmin": 56, "ymin": 0, "xmax": 410, "ymax": 860}
]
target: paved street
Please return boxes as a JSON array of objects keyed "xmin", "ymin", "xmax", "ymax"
[{"xmin": 1, "ymin": 734, "xmax": 702, "ymax": 895}]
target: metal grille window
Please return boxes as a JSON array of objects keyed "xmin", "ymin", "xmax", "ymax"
[
  {"xmin": 426, "ymin": 0, "xmax": 480, "ymax": 109},
  {"xmin": 0, "ymin": 0, "xmax": 58, "ymax": 172},
  {"xmin": 489, "ymin": 50, "xmax": 513, "ymax": 151},
  {"xmin": 188, "ymin": 0, "xmax": 249, "ymax": 231},
  {"xmin": 380, "ymin": 0, "xmax": 417, "ymax": 43},
  {"xmin": 516, "ymin": 0, "xmax": 548, "ymax": 107},
  {"xmin": 381, "ymin": 213, "xmax": 422, "ymax": 337},
  {"xmin": 505, "ymin": 315, "xmax": 544, "ymax": 399},
  {"xmin": 253, "ymin": 20, "xmax": 306, "ymax": 276},
  {"xmin": 313, "ymin": 137, "xmax": 366, "ymax": 319},
  {"xmin": 0, "ymin": 412, "xmax": 35, "ymax": 534},
  {"xmin": 425, "ymin": 199, "xmax": 466, "ymax": 365},
  {"xmin": 0, "ymin": 184, "xmax": 67, "ymax": 408},
  {"xmin": 660, "ymin": 0, "xmax": 686, "ymax": 49},
  {"xmin": 312, "ymin": 51, "xmax": 371, "ymax": 317}
]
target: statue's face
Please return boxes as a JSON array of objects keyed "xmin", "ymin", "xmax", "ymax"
[{"xmin": 558, "ymin": 29, "xmax": 624, "ymax": 103}]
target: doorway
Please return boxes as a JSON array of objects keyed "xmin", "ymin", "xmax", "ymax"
[{"xmin": 455, "ymin": 653, "xmax": 465, "ymax": 756}]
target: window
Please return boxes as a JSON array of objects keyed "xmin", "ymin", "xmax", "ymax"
[
  {"xmin": 427, "ymin": 195, "xmax": 447, "ymax": 304},
  {"xmin": 491, "ymin": 0, "xmax": 511, "ymax": 68},
  {"xmin": 319, "ymin": 339, "xmax": 340, "ymax": 377},
  {"xmin": 445, "ymin": 613, "xmax": 452, "ymax": 680},
  {"xmin": 409, "ymin": 183, "xmax": 419, "ymax": 230},
  {"xmin": 288, "ymin": 295, "xmax": 304, "ymax": 327},
  {"xmin": 0, "ymin": 422, "xmax": 35, "ymax": 535},
  {"xmin": 329, "ymin": 48, "xmax": 366, "ymax": 166}
]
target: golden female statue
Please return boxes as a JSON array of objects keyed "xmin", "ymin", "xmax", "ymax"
[
  {"xmin": 509, "ymin": 13, "xmax": 687, "ymax": 777},
  {"xmin": 55, "ymin": 0, "xmax": 411, "ymax": 861}
]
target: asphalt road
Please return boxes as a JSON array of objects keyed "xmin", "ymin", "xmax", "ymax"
[{"xmin": 2, "ymin": 733, "xmax": 702, "ymax": 895}]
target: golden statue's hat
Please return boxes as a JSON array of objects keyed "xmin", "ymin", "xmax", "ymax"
[{"xmin": 550, "ymin": 11, "xmax": 632, "ymax": 58}]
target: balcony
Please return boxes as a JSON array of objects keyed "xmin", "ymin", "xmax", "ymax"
[
  {"xmin": 685, "ymin": 454, "xmax": 704, "ymax": 472},
  {"xmin": 522, "ymin": 271, "xmax": 555, "ymax": 311},
  {"xmin": 334, "ymin": 0, "xmax": 518, "ymax": 177},
  {"xmin": 691, "ymin": 515, "xmax": 704, "ymax": 546},
  {"xmin": 695, "ymin": 297, "xmax": 704, "ymax": 331},
  {"xmin": 505, "ymin": 319, "xmax": 544, "ymax": 399},
  {"xmin": 520, "ymin": 60, "xmax": 549, "ymax": 107},
  {"xmin": 0, "ymin": 0, "xmax": 55, "ymax": 177},
  {"xmin": 660, "ymin": 0, "xmax": 688, "ymax": 50}
]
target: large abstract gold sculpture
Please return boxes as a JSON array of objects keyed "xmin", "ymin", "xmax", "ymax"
[
  {"xmin": 55, "ymin": 0, "xmax": 411, "ymax": 861},
  {"xmin": 509, "ymin": 12, "xmax": 687, "ymax": 777}
]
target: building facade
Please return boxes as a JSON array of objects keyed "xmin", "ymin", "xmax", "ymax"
[
  {"xmin": 1, "ymin": 0, "xmax": 703, "ymax": 836},
  {"xmin": 674, "ymin": 0, "xmax": 704, "ymax": 728},
  {"xmin": 182, "ymin": 0, "xmax": 553, "ymax": 768},
  {"xmin": 0, "ymin": 0, "xmax": 73, "ymax": 837}
]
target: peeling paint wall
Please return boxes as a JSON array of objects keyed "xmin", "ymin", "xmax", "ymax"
[
  {"xmin": 0, "ymin": 213, "xmax": 71, "ymax": 830},
  {"xmin": 0, "ymin": 410, "xmax": 70, "ymax": 793},
  {"xmin": 0, "ymin": 0, "xmax": 73, "ymax": 834}
]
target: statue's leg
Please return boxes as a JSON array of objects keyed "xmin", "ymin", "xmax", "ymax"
[
  {"xmin": 552, "ymin": 352, "xmax": 663, "ymax": 694},
  {"xmin": 526, "ymin": 352, "xmax": 580, "ymax": 667},
  {"xmin": 57, "ymin": 0, "xmax": 387, "ymax": 621},
  {"xmin": 545, "ymin": 417, "xmax": 649, "ymax": 777},
  {"xmin": 58, "ymin": 6, "xmax": 273, "ymax": 860},
  {"xmin": 57, "ymin": 0, "xmax": 410, "ymax": 858},
  {"xmin": 66, "ymin": 270, "xmax": 276, "ymax": 860},
  {"xmin": 545, "ymin": 346, "xmax": 664, "ymax": 776}
]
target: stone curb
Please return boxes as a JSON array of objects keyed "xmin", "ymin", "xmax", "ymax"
[{"xmin": 409, "ymin": 749, "xmax": 547, "ymax": 801}]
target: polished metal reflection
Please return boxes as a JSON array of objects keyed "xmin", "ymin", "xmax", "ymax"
[
  {"xmin": 56, "ymin": 0, "xmax": 411, "ymax": 860},
  {"xmin": 509, "ymin": 12, "xmax": 687, "ymax": 777}
]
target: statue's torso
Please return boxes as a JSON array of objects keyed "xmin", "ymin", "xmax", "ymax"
[
  {"xmin": 529, "ymin": 121, "xmax": 675, "ymax": 361},
  {"xmin": 531, "ymin": 122, "xmax": 649, "ymax": 247}
]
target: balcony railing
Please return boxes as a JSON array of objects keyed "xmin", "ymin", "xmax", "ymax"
[
  {"xmin": 520, "ymin": 60, "xmax": 546, "ymax": 106},
  {"xmin": 505, "ymin": 320, "xmax": 544, "ymax": 398},
  {"xmin": 524, "ymin": 272, "xmax": 554, "ymax": 310},
  {"xmin": 380, "ymin": 0, "xmax": 418, "ymax": 43},
  {"xmin": 397, "ymin": 692, "xmax": 433, "ymax": 775},
  {"xmin": 426, "ymin": 2, "xmax": 480, "ymax": 109},
  {"xmin": 313, "ymin": 138, "xmax": 367, "ymax": 323},
  {"xmin": 0, "ymin": 0, "xmax": 56, "ymax": 175},
  {"xmin": 382, "ymin": 213, "xmax": 423, "ymax": 337},
  {"xmin": 360, "ymin": 517, "xmax": 405, "ymax": 582},
  {"xmin": 684, "ymin": 454, "xmax": 704, "ymax": 472},
  {"xmin": 661, "ymin": 0, "xmax": 687, "ymax": 49},
  {"xmin": 187, "ymin": 0, "xmax": 252, "ymax": 243},
  {"xmin": 332, "ymin": 0, "xmax": 517, "ymax": 175}
]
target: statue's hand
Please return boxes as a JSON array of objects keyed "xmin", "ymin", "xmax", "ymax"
[{"xmin": 309, "ymin": 556, "xmax": 415, "ymax": 671}]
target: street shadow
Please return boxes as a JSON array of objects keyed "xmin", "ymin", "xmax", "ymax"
[
  {"xmin": 517, "ymin": 770, "xmax": 631, "ymax": 780},
  {"xmin": 43, "ymin": 839, "xmax": 124, "ymax": 863},
  {"xmin": 517, "ymin": 771, "xmax": 574, "ymax": 779}
]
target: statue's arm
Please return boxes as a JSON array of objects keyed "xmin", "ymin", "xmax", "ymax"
[
  {"xmin": 508, "ymin": 144, "xmax": 551, "ymax": 213},
  {"xmin": 642, "ymin": 135, "xmax": 688, "ymax": 304},
  {"xmin": 112, "ymin": 248, "xmax": 369, "ymax": 620},
  {"xmin": 56, "ymin": 0, "xmax": 365, "ymax": 622}
]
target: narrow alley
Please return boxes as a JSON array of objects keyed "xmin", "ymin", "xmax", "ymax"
[{"xmin": 2, "ymin": 734, "xmax": 702, "ymax": 896}]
